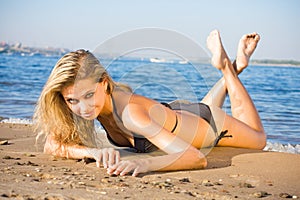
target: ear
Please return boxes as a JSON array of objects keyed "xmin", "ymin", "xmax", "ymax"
[{"xmin": 101, "ymin": 79, "xmax": 109, "ymax": 94}]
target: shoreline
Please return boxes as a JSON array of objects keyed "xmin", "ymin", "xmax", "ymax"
[
  {"xmin": 1, "ymin": 120, "xmax": 300, "ymax": 154},
  {"xmin": 0, "ymin": 123, "xmax": 299, "ymax": 199}
]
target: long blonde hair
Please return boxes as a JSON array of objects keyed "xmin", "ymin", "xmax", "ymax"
[{"xmin": 34, "ymin": 49, "xmax": 115, "ymax": 147}]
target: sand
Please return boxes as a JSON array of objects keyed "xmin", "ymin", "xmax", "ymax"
[{"xmin": 0, "ymin": 123, "xmax": 299, "ymax": 200}]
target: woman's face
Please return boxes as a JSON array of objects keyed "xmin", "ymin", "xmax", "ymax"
[{"xmin": 61, "ymin": 78, "xmax": 107, "ymax": 120}]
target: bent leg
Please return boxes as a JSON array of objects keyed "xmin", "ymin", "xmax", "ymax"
[
  {"xmin": 209, "ymin": 106, "xmax": 266, "ymax": 149},
  {"xmin": 200, "ymin": 78, "xmax": 226, "ymax": 108},
  {"xmin": 206, "ymin": 30, "xmax": 265, "ymax": 149},
  {"xmin": 201, "ymin": 32, "xmax": 260, "ymax": 108}
]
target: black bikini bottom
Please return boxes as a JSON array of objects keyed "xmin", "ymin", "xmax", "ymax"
[{"xmin": 132, "ymin": 102, "xmax": 230, "ymax": 153}]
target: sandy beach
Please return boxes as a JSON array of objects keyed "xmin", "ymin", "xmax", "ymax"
[{"xmin": 0, "ymin": 123, "xmax": 299, "ymax": 200}]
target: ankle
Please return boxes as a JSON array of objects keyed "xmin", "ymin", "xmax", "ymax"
[{"xmin": 222, "ymin": 59, "xmax": 237, "ymax": 77}]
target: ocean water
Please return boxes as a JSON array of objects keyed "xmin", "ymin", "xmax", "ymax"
[{"xmin": 0, "ymin": 54, "xmax": 300, "ymax": 149}]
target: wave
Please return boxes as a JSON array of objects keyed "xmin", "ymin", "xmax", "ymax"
[
  {"xmin": 0, "ymin": 117, "xmax": 32, "ymax": 124},
  {"xmin": 263, "ymin": 142, "xmax": 300, "ymax": 154}
]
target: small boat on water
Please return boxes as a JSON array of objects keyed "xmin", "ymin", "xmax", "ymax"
[{"xmin": 149, "ymin": 57, "xmax": 166, "ymax": 63}]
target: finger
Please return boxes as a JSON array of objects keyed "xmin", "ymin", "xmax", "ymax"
[
  {"xmin": 96, "ymin": 152, "xmax": 102, "ymax": 168},
  {"xmin": 115, "ymin": 151, "xmax": 121, "ymax": 164},
  {"xmin": 102, "ymin": 150, "xmax": 108, "ymax": 168},
  {"xmin": 107, "ymin": 163, "xmax": 120, "ymax": 175},
  {"xmin": 96, "ymin": 160, "xmax": 101, "ymax": 168},
  {"xmin": 106, "ymin": 168, "xmax": 112, "ymax": 175},
  {"xmin": 108, "ymin": 149, "xmax": 116, "ymax": 167},
  {"xmin": 108, "ymin": 149, "xmax": 120, "ymax": 167},
  {"xmin": 114, "ymin": 166, "xmax": 125, "ymax": 175},
  {"xmin": 113, "ymin": 162, "xmax": 129, "ymax": 175},
  {"xmin": 120, "ymin": 165, "xmax": 134, "ymax": 176},
  {"xmin": 132, "ymin": 168, "xmax": 140, "ymax": 177}
]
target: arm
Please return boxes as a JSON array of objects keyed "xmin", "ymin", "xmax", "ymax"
[
  {"xmin": 107, "ymin": 104, "xmax": 207, "ymax": 176},
  {"xmin": 145, "ymin": 146, "xmax": 207, "ymax": 172},
  {"xmin": 108, "ymin": 146, "xmax": 206, "ymax": 176},
  {"xmin": 44, "ymin": 134, "xmax": 120, "ymax": 168}
]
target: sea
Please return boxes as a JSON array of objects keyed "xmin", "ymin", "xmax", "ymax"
[{"xmin": 0, "ymin": 53, "xmax": 300, "ymax": 153}]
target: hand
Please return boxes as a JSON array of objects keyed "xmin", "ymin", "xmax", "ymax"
[
  {"xmin": 88, "ymin": 148, "xmax": 120, "ymax": 168},
  {"xmin": 107, "ymin": 159, "xmax": 149, "ymax": 177}
]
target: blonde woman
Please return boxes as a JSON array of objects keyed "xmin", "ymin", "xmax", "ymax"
[{"xmin": 34, "ymin": 30, "xmax": 266, "ymax": 176}]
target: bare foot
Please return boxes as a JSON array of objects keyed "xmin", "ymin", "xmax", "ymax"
[
  {"xmin": 236, "ymin": 33, "xmax": 260, "ymax": 73},
  {"xmin": 206, "ymin": 30, "xmax": 230, "ymax": 71}
]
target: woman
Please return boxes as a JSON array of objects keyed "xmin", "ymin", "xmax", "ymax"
[{"xmin": 34, "ymin": 30, "xmax": 266, "ymax": 176}]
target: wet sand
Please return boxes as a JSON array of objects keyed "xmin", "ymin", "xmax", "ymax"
[{"xmin": 0, "ymin": 123, "xmax": 299, "ymax": 199}]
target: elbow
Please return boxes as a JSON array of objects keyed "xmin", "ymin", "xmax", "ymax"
[
  {"xmin": 43, "ymin": 135, "xmax": 64, "ymax": 157},
  {"xmin": 44, "ymin": 143, "xmax": 67, "ymax": 158},
  {"xmin": 43, "ymin": 137, "xmax": 54, "ymax": 155},
  {"xmin": 188, "ymin": 148, "xmax": 207, "ymax": 169},
  {"xmin": 43, "ymin": 141, "xmax": 58, "ymax": 156},
  {"xmin": 196, "ymin": 152, "xmax": 207, "ymax": 169},
  {"xmin": 43, "ymin": 144, "xmax": 51, "ymax": 155}
]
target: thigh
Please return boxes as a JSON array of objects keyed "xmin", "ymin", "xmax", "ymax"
[
  {"xmin": 209, "ymin": 105, "xmax": 266, "ymax": 149},
  {"xmin": 175, "ymin": 110, "xmax": 218, "ymax": 148}
]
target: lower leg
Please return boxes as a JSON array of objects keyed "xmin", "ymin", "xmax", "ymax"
[
  {"xmin": 201, "ymin": 33, "xmax": 260, "ymax": 108},
  {"xmin": 207, "ymin": 30, "xmax": 264, "ymax": 132},
  {"xmin": 200, "ymin": 78, "xmax": 226, "ymax": 108}
]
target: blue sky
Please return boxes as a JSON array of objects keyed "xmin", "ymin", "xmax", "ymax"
[{"xmin": 1, "ymin": 0, "xmax": 299, "ymax": 60}]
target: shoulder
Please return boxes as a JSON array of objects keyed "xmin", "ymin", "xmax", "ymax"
[
  {"xmin": 113, "ymin": 88, "xmax": 158, "ymax": 110},
  {"xmin": 122, "ymin": 102, "xmax": 163, "ymax": 139},
  {"xmin": 122, "ymin": 102, "xmax": 149, "ymax": 122}
]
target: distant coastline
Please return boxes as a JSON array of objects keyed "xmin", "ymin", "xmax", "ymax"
[
  {"xmin": 251, "ymin": 59, "xmax": 300, "ymax": 67},
  {"xmin": 1, "ymin": 42, "xmax": 300, "ymax": 66},
  {"xmin": 0, "ymin": 41, "xmax": 69, "ymax": 56}
]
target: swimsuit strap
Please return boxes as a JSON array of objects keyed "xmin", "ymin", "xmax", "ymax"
[
  {"xmin": 111, "ymin": 94, "xmax": 123, "ymax": 123},
  {"xmin": 161, "ymin": 102, "xmax": 178, "ymax": 133},
  {"xmin": 170, "ymin": 115, "xmax": 178, "ymax": 133},
  {"xmin": 213, "ymin": 130, "xmax": 232, "ymax": 146}
]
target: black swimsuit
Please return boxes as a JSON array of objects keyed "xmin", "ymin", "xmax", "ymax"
[{"xmin": 102, "ymin": 96, "xmax": 230, "ymax": 153}]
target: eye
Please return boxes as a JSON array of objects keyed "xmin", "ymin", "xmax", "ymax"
[
  {"xmin": 66, "ymin": 98, "xmax": 79, "ymax": 105},
  {"xmin": 85, "ymin": 92, "xmax": 94, "ymax": 99}
]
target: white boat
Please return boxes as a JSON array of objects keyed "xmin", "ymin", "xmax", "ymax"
[{"xmin": 149, "ymin": 57, "xmax": 166, "ymax": 63}]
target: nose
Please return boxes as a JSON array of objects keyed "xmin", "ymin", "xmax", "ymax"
[
  {"xmin": 70, "ymin": 101, "xmax": 90, "ymax": 114},
  {"xmin": 78, "ymin": 101, "xmax": 91, "ymax": 114}
]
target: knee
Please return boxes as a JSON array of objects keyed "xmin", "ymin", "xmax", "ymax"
[{"xmin": 255, "ymin": 131, "xmax": 267, "ymax": 150}]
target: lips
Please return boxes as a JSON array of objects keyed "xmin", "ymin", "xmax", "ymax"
[{"xmin": 80, "ymin": 111, "xmax": 95, "ymax": 119}]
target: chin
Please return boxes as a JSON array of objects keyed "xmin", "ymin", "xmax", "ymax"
[{"xmin": 82, "ymin": 115, "xmax": 97, "ymax": 120}]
